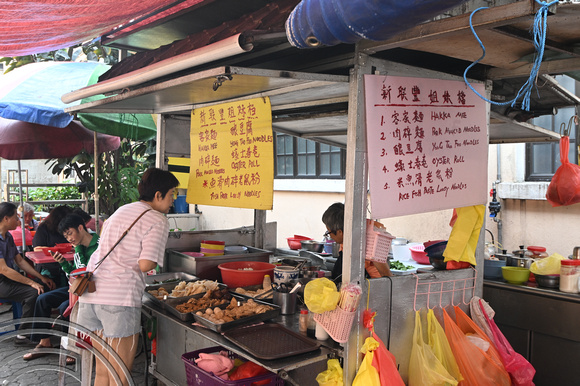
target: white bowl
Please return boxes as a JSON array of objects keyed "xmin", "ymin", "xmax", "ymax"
[{"xmin": 224, "ymin": 246, "xmax": 248, "ymax": 255}]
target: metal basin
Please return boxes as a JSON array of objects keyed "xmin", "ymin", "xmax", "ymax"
[{"xmin": 300, "ymin": 240, "xmax": 324, "ymax": 253}]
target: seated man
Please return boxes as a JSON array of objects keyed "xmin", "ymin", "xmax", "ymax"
[
  {"xmin": 24, "ymin": 213, "xmax": 99, "ymax": 361},
  {"xmin": 0, "ymin": 202, "xmax": 55, "ymax": 344}
]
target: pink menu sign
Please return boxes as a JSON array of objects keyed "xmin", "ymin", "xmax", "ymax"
[{"xmin": 364, "ymin": 75, "xmax": 488, "ymax": 219}]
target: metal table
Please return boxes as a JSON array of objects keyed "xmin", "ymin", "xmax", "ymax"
[{"xmin": 142, "ymin": 299, "xmax": 341, "ymax": 386}]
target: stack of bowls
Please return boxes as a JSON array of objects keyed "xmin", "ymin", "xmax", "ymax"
[
  {"xmin": 424, "ymin": 241, "xmax": 448, "ymax": 270},
  {"xmin": 200, "ymin": 240, "xmax": 225, "ymax": 256}
]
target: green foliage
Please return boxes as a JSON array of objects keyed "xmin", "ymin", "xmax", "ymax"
[
  {"xmin": 46, "ymin": 138, "xmax": 155, "ymax": 216},
  {"xmin": 27, "ymin": 184, "xmax": 83, "ymax": 212}
]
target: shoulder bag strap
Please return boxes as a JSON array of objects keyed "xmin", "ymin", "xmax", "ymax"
[{"xmin": 93, "ymin": 208, "xmax": 152, "ymax": 271}]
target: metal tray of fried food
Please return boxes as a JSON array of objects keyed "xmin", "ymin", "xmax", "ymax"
[
  {"xmin": 165, "ymin": 287, "xmax": 232, "ymax": 321},
  {"xmin": 223, "ymin": 323, "xmax": 320, "ymax": 360},
  {"xmin": 231, "ymin": 284, "xmax": 274, "ymax": 302},
  {"xmin": 193, "ymin": 297, "xmax": 280, "ymax": 333},
  {"xmin": 144, "ymin": 279, "xmax": 220, "ymax": 310},
  {"xmin": 145, "ymin": 272, "xmax": 198, "ymax": 287}
]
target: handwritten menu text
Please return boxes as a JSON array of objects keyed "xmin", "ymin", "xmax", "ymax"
[
  {"xmin": 187, "ymin": 97, "xmax": 274, "ymax": 210},
  {"xmin": 364, "ymin": 75, "xmax": 487, "ymax": 219}
]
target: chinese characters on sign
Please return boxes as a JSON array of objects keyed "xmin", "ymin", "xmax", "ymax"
[
  {"xmin": 187, "ymin": 97, "xmax": 274, "ymax": 210},
  {"xmin": 364, "ymin": 75, "xmax": 488, "ymax": 219}
]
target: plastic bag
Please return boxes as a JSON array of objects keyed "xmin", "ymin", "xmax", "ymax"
[
  {"xmin": 371, "ymin": 330, "xmax": 405, "ymax": 386},
  {"xmin": 546, "ymin": 135, "xmax": 580, "ymax": 206},
  {"xmin": 304, "ymin": 278, "xmax": 340, "ymax": 314},
  {"xmin": 426, "ymin": 309, "xmax": 463, "ymax": 383},
  {"xmin": 479, "ymin": 300, "xmax": 536, "ymax": 386},
  {"xmin": 353, "ymin": 337, "xmax": 382, "ymax": 386},
  {"xmin": 443, "ymin": 308, "xmax": 511, "ymax": 386},
  {"xmin": 453, "ymin": 306, "xmax": 507, "ymax": 375},
  {"xmin": 316, "ymin": 359, "xmax": 344, "ymax": 386},
  {"xmin": 408, "ymin": 311, "xmax": 459, "ymax": 386},
  {"xmin": 530, "ymin": 253, "xmax": 566, "ymax": 275},
  {"xmin": 444, "ymin": 205, "xmax": 485, "ymax": 266}
]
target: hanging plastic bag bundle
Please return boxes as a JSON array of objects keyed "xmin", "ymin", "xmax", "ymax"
[
  {"xmin": 408, "ymin": 310, "xmax": 459, "ymax": 386},
  {"xmin": 353, "ymin": 279, "xmax": 405, "ymax": 386},
  {"xmin": 426, "ymin": 309, "xmax": 463, "ymax": 383},
  {"xmin": 316, "ymin": 359, "xmax": 344, "ymax": 386},
  {"xmin": 478, "ymin": 300, "xmax": 536, "ymax": 386},
  {"xmin": 546, "ymin": 127, "xmax": 580, "ymax": 206},
  {"xmin": 443, "ymin": 308, "xmax": 511, "ymax": 386},
  {"xmin": 304, "ymin": 278, "xmax": 341, "ymax": 314}
]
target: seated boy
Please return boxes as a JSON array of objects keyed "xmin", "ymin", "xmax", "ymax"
[{"xmin": 24, "ymin": 213, "xmax": 99, "ymax": 361}]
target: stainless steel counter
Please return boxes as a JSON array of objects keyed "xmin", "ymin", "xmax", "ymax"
[{"xmin": 142, "ymin": 299, "xmax": 341, "ymax": 386}]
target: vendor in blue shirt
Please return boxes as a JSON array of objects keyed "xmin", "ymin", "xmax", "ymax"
[{"xmin": 0, "ymin": 202, "xmax": 55, "ymax": 341}]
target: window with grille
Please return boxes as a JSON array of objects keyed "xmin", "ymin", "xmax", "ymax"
[{"xmin": 274, "ymin": 133, "xmax": 345, "ymax": 179}]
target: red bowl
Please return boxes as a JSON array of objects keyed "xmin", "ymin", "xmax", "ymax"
[
  {"xmin": 287, "ymin": 235, "xmax": 312, "ymax": 250},
  {"xmin": 202, "ymin": 240, "xmax": 225, "ymax": 245},
  {"xmin": 409, "ymin": 244, "xmax": 430, "ymax": 264},
  {"xmin": 218, "ymin": 261, "xmax": 275, "ymax": 288}
]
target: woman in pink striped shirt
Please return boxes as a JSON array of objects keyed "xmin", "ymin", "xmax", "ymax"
[{"xmin": 77, "ymin": 168, "xmax": 179, "ymax": 386}]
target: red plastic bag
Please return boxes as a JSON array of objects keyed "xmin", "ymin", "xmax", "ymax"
[
  {"xmin": 229, "ymin": 361, "xmax": 268, "ymax": 382},
  {"xmin": 546, "ymin": 136, "xmax": 580, "ymax": 206},
  {"xmin": 371, "ymin": 330, "xmax": 405, "ymax": 386},
  {"xmin": 443, "ymin": 308, "xmax": 511, "ymax": 386},
  {"xmin": 479, "ymin": 300, "xmax": 535, "ymax": 386}
]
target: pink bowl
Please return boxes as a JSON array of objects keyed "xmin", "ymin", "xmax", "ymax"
[
  {"xmin": 202, "ymin": 240, "xmax": 225, "ymax": 245},
  {"xmin": 182, "ymin": 251, "xmax": 204, "ymax": 258},
  {"xmin": 409, "ymin": 244, "xmax": 430, "ymax": 264}
]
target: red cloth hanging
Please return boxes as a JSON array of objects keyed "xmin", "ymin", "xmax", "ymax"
[{"xmin": 0, "ymin": 0, "xmax": 205, "ymax": 57}]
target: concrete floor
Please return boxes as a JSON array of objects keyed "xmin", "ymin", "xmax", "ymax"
[{"xmin": 0, "ymin": 302, "xmax": 155, "ymax": 385}]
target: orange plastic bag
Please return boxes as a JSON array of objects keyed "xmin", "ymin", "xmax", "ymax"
[
  {"xmin": 546, "ymin": 135, "xmax": 580, "ymax": 206},
  {"xmin": 371, "ymin": 330, "xmax": 405, "ymax": 386},
  {"xmin": 408, "ymin": 311, "xmax": 459, "ymax": 385},
  {"xmin": 443, "ymin": 308, "xmax": 511, "ymax": 386}
]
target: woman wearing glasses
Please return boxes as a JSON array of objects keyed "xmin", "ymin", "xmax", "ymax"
[{"xmin": 322, "ymin": 202, "xmax": 391, "ymax": 282}]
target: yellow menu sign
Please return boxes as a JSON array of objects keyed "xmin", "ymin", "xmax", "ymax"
[{"xmin": 187, "ymin": 97, "xmax": 274, "ymax": 210}]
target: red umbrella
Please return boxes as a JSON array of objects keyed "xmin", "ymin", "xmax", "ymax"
[
  {"xmin": 0, "ymin": 117, "xmax": 121, "ymax": 245},
  {"xmin": 0, "ymin": 117, "xmax": 120, "ymax": 160}
]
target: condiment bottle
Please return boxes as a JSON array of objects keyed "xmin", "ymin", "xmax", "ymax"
[
  {"xmin": 307, "ymin": 312, "xmax": 316, "ymax": 338},
  {"xmin": 525, "ymin": 246, "xmax": 548, "ymax": 260},
  {"xmin": 262, "ymin": 274, "xmax": 272, "ymax": 290},
  {"xmin": 560, "ymin": 259, "xmax": 580, "ymax": 293},
  {"xmin": 299, "ymin": 309, "xmax": 309, "ymax": 335}
]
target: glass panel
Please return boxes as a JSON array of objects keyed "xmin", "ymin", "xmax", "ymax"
[
  {"xmin": 320, "ymin": 153, "xmax": 330, "ymax": 174},
  {"xmin": 307, "ymin": 154, "xmax": 316, "ymax": 174},
  {"xmin": 297, "ymin": 155, "xmax": 305, "ymax": 175},
  {"xmin": 330, "ymin": 152, "xmax": 341, "ymax": 175},
  {"xmin": 297, "ymin": 138, "xmax": 306, "ymax": 153},
  {"xmin": 276, "ymin": 137, "xmax": 285, "ymax": 153},
  {"xmin": 320, "ymin": 143, "xmax": 329, "ymax": 152},
  {"xmin": 285, "ymin": 136, "xmax": 293, "ymax": 153},
  {"xmin": 531, "ymin": 143, "xmax": 553, "ymax": 174},
  {"xmin": 307, "ymin": 140, "xmax": 316, "ymax": 153},
  {"xmin": 285, "ymin": 156, "xmax": 294, "ymax": 175}
]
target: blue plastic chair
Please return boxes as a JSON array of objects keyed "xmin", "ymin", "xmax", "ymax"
[{"xmin": 0, "ymin": 299, "xmax": 23, "ymax": 335}]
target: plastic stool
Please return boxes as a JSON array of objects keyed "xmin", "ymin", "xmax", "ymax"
[{"xmin": 0, "ymin": 299, "xmax": 23, "ymax": 335}]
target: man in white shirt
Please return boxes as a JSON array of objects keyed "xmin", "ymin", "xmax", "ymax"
[{"xmin": 77, "ymin": 168, "xmax": 179, "ymax": 386}]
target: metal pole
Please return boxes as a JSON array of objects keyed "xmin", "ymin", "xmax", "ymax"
[
  {"xmin": 94, "ymin": 131, "xmax": 100, "ymax": 234},
  {"xmin": 17, "ymin": 160, "xmax": 26, "ymax": 252}
]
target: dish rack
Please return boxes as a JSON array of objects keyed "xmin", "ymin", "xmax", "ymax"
[
  {"xmin": 365, "ymin": 224, "xmax": 395, "ymax": 263},
  {"xmin": 313, "ymin": 306, "xmax": 356, "ymax": 343}
]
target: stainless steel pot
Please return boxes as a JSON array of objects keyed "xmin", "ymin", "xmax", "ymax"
[{"xmin": 506, "ymin": 255, "xmax": 533, "ymax": 268}]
